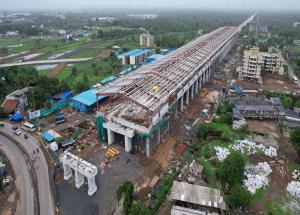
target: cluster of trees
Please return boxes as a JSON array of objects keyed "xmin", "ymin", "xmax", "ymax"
[
  {"xmin": 117, "ymin": 12, "xmax": 247, "ymax": 35},
  {"xmin": 217, "ymin": 152, "xmax": 251, "ymax": 211},
  {"xmin": 216, "ymin": 99, "xmax": 234, "ymax": 125},
  {"xmin": 0, "ymin": 22, "xmax": 40, "ymax": 36},
  {"xmin": 290, "ymin": 128, "xmax": 300, "ymax": 159},
  {"xmin": 0, "ymin": 66, "xmax": 70, "ymax": 109},
  {"xmin": 92, "ymin": 29, "xmax": 140, "ymax": 40},
  {"xmin": 266, "ymin": 91, "xmax": 294, "ymax": 109},
  {"xmin": 156, "ymin": 32, "xmax": 198, "ymax": 48},
  {"xmin": 116, "ymin": 181, "xmax": 150, "ymax": 215}
]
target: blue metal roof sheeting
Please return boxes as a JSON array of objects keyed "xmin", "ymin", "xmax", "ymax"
[
  {"xmin": 42, "ymin": 132, "xmax": 54, "ymax": 142},
  {"xmin": 100, "ymin": 76, "xmax": 117, "ymax": 85},
  {"xmin": 130, "ymin": 49, "xmax": 152, "ymax": 57},
  {"xmin": 118, "ymin": 49, "xmax": 142, "ymax": 57},
  {"xmin": 119, "ymin": 67, "xmax": 133, "ymax": 75},
  {"xmin": 72, "ymin": 89, "xmax": 106, "ymax": 106}
]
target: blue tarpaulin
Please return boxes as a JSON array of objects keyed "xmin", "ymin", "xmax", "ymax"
[
  {"xmin": 235, "ymin": 86, "xmax": 243, "ymax": 94},
  {"xmin": 42, "ymin": 132, "xmax": 55, "ymax": 142},
  {"xmin": 10, "ymin": 113, "xmax": 23, "ymax": 122}
]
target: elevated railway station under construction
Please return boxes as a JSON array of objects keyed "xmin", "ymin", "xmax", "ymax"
[{"xmin": 96, "ymin": 17, "xmax": 254, "ymax": 157}]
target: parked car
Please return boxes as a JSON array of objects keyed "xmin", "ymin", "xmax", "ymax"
[{"xmin": 11, "ymin": 126, "xmax": 22, "ymax": 135}]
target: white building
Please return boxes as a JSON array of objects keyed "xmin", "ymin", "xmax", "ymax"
[
  {"xmin": 239, "ymin": 47, "xmax": 284, "ymax": 84},
  {"xmin": 140, "ymin": 34, "xmax": 155, "ymax": 48}
]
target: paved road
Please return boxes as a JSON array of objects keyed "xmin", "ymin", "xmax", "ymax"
[
  {"xmin": 0, "ymin": 122, "xmax": 55, "ymax": 215},
  {"xmin": 0, "ymin": 57, "xmax": 93, "ymax": 68},
  {"xmin": 0, "ymin": 135, "xmax": 35, "ymax": 215}
]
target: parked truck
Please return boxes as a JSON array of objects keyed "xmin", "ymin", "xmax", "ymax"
[{"xmin": 55, "ymin": 114, "xmax": 66, "ymax": 124}]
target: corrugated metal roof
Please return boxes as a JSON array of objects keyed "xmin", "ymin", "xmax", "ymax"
[
  {"xmin": 1, "ymin": 99, "xmax": 17, "ymax": 113},
  {"xmin": 42, "ymin": 131, "xmax": 55, "ymax": 142},
  {"xmin": 170, "ymin": 181, "xmax": 226, "ymax": 211},
  {"xmin": 98, "ymin": 27, "xmax": 238, "ymax": 113},
  {"xmin": 130, "ymin": 49, "xmax": 152, "ymax": 57},
  {"xmin": 72, "ymin": 89, "xmax": 106, "ymax": 106},
  {"xmin": 236, "ymin": 104, "xmax": 275, "ymax": 111},
  {"xmin": 118, "ymin": 49, "xmax": 142, "ymax": 57},
  {"xmin": 100, "ymin": 76, "xmax": 117, "ymax": 85}
]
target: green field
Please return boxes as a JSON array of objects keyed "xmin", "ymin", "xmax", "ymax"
[{"xmin": 1, "ymin": 35, "xmax": 138, "ymax": 92}]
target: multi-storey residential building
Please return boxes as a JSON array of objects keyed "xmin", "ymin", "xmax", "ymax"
[
  {"xmin": 239, "ymin": 47, "xmax": 284, "ymax": 84},
  {"xmin": 140, "ymin": 33, "xmax": 155, "ymax": 48}
]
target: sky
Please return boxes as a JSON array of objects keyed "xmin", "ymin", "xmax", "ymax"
[{"xmin": 0, "ymin": 0, "xmax": 300, "ymax": 11}]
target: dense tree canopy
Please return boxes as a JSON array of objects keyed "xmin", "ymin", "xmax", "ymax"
[
  {"xmin": 290, "ymin": 128, "xmax": 300, "ymax": 159},
  {"xmin": 218, "ymin": 151, "xmax": 246, "ymax": 189},
  {"xmin": 0, "ymin": 66, "xmax": 70, "ymax": 109},
  {"xmin": 116, "ymin": 181, "xmax": 134, "ymax": 215},
  {"xmin": 227, "ymin": 184, "xmax": 251, "ymax": 210},
  {"xmin": 128, "ymin": 201, "xmax": 150, "ymax": 215}
]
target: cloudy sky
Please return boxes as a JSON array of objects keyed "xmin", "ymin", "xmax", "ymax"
[{"xmin": 1, "ymin": 0, "xmax": 300, "ymax": 11}]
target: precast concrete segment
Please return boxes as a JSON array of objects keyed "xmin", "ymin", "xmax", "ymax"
[{"xmin": 60, "ymin": 151, "xmax": 98, "ymax": 196}]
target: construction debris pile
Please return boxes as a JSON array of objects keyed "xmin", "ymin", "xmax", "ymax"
[
  {"xmin": 243, "ymin": 162, "xmax": 272, "ymax": 194},
  {"xmin": 213, "ymin": 139, "xmax": 277, "ymax": 162},
  {"xmin": 286, "ymin": 181, "xmax": 300, "ymax": 198},
  {"xmin": 177, "ymin": 160, "xmax": 205, "ymax": 186},
  {"xmin": 231, "ymin": 139, "xmax": 277, "ymax": 157},
  {"xmin": 214, "ymin": 146, "xmax": 230, "ymax": 161},
  {"xmin": 251, "ymin": 135, "xmax": 279, "ymax": 149},
  {"xmin": 286, "ymin": 170, "xmax": 300, "ymax": 198}
]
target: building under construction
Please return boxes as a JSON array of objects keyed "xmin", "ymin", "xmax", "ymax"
[{"xmin": 95, "ymin": 17, "xmax": 255, "ymax": 157}]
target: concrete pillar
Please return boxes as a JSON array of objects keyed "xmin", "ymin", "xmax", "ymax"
[
  {"xmin": 87, "ymin": 177, "xmax": 97, "ymax": 196},
  {"xmin": 157, "ymin": 127, "xmax": 161, "ymax": 145},
  {"xmin": 63, "ymin": 163, "xmax": 72, "ymax": 180},
  {"xmin": 146, "ymin": 137, "xmax": 151, "ymax": 158},
  {"xmin": 206, "ymin": 69, "xmax": 210, "ymax": 82},
  {"xmin": 125, "ymin": 136, "xmax": 132, "ymax": 152},
  {"xmin": 199, "ymin": 77, "xmax": 202, "ymax": 89},
  {"xmin": 191, "ymin": 84, "xmax": 194, "ymax": 100},
  {"xmin": 107, "ymin": 129, "xmax": 115, "ymax": 145},
  {"xmin": 185, "ymin": 90, "xmax": 189, "ymax": 105},
  {"xmin": 195, "ymin": 79, "xmax": 199, "ymax": 95},
  {"xmin": 75, "ymin": 170, "xmax": 84, "ymax": 188},
  {"xmin": 175, "ymin": 103, "xmax": 178, "ymax": 119},
  {"xmin": 180, "ymin": 97, "xmax": 184, "ymax": 112}
]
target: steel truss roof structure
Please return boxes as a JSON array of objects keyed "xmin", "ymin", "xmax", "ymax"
[{"xmin": 97, "ymin": 26, "xmax": 238, "ymax": 112}]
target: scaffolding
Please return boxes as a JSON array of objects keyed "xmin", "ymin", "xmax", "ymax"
[
  {"xmin": 96, "ymin": 27, "xmax": 238, "ymax": 113},
  {"xmin": 96, "ymin": 26, "xmax": 241, "ymax": 156}
]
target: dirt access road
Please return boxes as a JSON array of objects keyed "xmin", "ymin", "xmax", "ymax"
[
  {"xmin": 137, "ymin": 84, "xmax": 215, "ymax": 187},
  {"xmin": 47, "ymin": 62, "xmax": 67, "ymax": 78}
]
